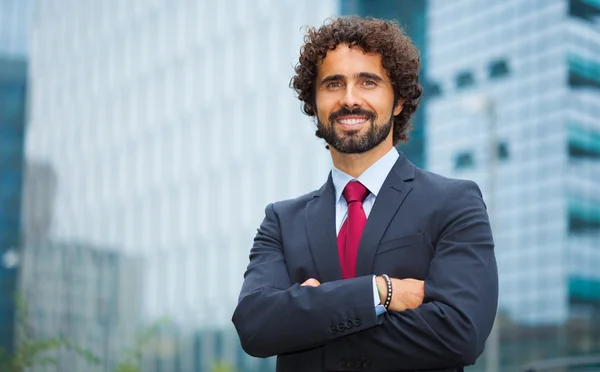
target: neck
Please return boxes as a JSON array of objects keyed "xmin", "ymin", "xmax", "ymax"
[{"xmin": 330, "ymin": 141, "xmax": 393, "ymax": 178}]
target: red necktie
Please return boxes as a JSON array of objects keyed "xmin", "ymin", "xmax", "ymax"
[{"xmin": 338, "ymin": 181, "xmax": 370, "ymax": 279}]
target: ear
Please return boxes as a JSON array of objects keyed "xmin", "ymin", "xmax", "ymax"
[{"xmin": 393, "ymin": 99, "xmax": 405, "ymax": 116}]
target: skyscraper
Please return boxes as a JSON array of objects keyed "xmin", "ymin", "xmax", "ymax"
[
  {"xmin": 426, "ymin": 0, "xmax": 600, "ymax": 369},
  {"xmin": 0, "ymin": 0, "xmax": 30, "ymax": 355},
  {"xmin": 0, "ymin": 51, "xmax": 27, "ymax": 359},
  {"xmin": 26, "ymin": 1, "xmax": 339, "ymax": 370}
]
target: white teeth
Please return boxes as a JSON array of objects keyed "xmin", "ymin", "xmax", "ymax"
[{"xmin": 338, "ymin": 118, "xmax": 367, "ymax": 125}]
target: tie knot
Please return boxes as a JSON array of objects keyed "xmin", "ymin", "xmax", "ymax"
[{"xmin": 343, "ymin": 181, "xmax": 370, "ymax": 204}]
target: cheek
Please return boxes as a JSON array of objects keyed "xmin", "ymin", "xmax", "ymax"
[
  {"xmin": 372, "ymin": 94, "xmax": 396, "ymax": 117},
  {"xmin": 315, "ymin": 99, "xmax": 336, "ymax": 122},
  {"xmin": 316, "ymin": 107, "xmax": 329, "ymax": 123}
]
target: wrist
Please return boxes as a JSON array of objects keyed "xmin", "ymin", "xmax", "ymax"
[
  {"xmin": 381, "ymin": 274, "xmax": 393, "ymax": 310},
  {"xmin": 376, "ymin": 276, "xmax": 387, "ymax": 305}
]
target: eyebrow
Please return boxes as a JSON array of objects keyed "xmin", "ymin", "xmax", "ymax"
[{"xmin": 319, "ymin": 72, "xmax": 386, "ymax": 86}]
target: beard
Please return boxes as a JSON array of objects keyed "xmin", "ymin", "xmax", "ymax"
[{"xmin": 317, "ymin": 107, "xmax": 393, "ymax": 154}]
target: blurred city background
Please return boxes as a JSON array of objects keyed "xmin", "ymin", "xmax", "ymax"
[{"xmin": 1, "ymin": 0, "xmax": 599, "ymax": 371}]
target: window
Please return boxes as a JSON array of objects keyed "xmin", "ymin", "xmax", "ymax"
[
  {"xmin": 568, "ymin": 197, "xmax": 600, "ymax": 233},
  {"xmin": 426, "ymin": 81, "xmax": 442, "ymax": 98},
  {"xmin": 498, "ymin": 141, "xmax": 510, "ymax": 160},
  {"xmin": 568, "ymin": 0, "xmax": 600, "ymax": 22},
  {"xmin": 454, "ymin": 151, "xmax": 475, "ymax": 170},
  {"xmin": 568, "ymin": 54, "xmax": 600, "ymax": 89},
  {"xmin": 456, "ymin": 71, "xmax": 475, "ymax": 89},
  {"xmin": 569, "ymin": 276, "xmax": 600, "ymax": 303},
  {"xmin": 568, "ymin": 123, "xmax": 600, "ymax": 159},
  {"xmin": 489, "ymin": 59, "xmax": 510, "ymax": 79}
]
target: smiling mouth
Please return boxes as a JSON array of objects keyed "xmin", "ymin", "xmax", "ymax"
[{"xmin": 336, "ymin": 116, "xmax": 369, "ymax": 130}]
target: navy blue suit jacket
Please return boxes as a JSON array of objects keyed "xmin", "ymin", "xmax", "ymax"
[{"xmin": 232, "ymin": 152, "xmax": 498, "ymax": 371}]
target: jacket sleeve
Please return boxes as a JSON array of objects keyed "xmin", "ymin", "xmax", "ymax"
[
  {"xmin": 323, "ymin": 180, "xmax": 499, "ymax": 371},
  {"xmin": 231, "ymin": 203, "xmax": 381, "ymax": 358}
]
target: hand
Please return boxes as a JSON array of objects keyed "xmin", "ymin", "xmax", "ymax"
[
  {"xmin": 376, "ymin": 277, "xmax": 424, "ymax": 312},
  {"xmin": 301, "ymin": 278, "xmax": 321, "ymax": 287}
]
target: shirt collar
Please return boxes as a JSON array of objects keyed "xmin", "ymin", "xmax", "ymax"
[{"xmin": 331, "ymin": 147, "xmax": 400, "ymax": 204}]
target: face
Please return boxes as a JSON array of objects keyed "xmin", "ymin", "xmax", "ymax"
[{"xmin": 314, "ymin": 44, "xmax": 403, "ymax": 154}]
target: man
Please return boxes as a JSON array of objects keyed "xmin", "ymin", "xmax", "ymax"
[{"xmin": 232, "ymin": 16, "xmax": 498, "ymax": 372}]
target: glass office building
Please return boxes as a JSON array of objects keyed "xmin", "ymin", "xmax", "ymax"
[
  {"xmin": 25, "ymin": 1, "xmax": 338, "ymax": 371},
  {"xmin": 0, "ymin": 53, "xmax": 27, "ymax": 358},
  {"xmin": 426, "ymin": 0, "xmax": 600, "ymax": 370},
  {"xmin": 0, "ymin": 0, "xmax": 29, "ymax": 356}
]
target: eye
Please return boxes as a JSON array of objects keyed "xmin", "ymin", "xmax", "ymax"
[
  {"xmin": 326, "ymin": 81, "xmax": 343, "ymax": 89},
  {"xmin": 362, "ymin": 80, "xmax": 377, "ymax": 87}
]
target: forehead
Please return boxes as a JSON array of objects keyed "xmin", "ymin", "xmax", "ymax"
[{"xmin": 317, "ymin": 44, "xmax": 385, "ymax": 79}]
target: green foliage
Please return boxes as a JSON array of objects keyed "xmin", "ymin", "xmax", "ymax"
[
  {"xmin": 211, "ymin": 361, "xmax": 236, "ymax": 372},
  {"xmin": 113, "ymin": 316, "xmax": 170, "ymax": 372},
  {"xmin": 1, "ymin": 292, "xmax": 174, "ymax": 372},
  {"xmin": 114, "ymin": 362, "xmax": 141, "ymax": 372},
  {"xmin": 0, "ymin": 293, "xmax": 101, "ymax": 372}
]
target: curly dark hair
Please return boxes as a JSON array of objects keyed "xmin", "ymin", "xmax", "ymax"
[{"xmin": 290, "ymin": 16, "xmax": 423, "ymax": 145}]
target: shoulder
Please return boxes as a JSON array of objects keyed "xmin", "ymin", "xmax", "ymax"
[
  {"xmin": 263, "ymin": 187, "xmax": 323, "ymax": 219},
  {"xmin": 414, "ymin": 168, "xmax": 482, "ymax": 199},
  {"xmin": 394, "ymin": 153, "xmax": 481, "ymax": 200},
  {"xmin": 412, "ymin": 168, "xmax": 487, "ymax": 229},
  {"xmin": 409, "ymin": 167, "xmax": 486, "ymax": 222},
  {"xmin": 256, "ymin": 186, "xmax": 323, "ymax": 237},
  {"xmin": 273, "ymin": 189, "xmax": 320, "ymax": 211}
]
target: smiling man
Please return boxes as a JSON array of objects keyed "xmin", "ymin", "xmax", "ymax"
[{"xmin": 232, "ymin": 16, "xmax": 498, "ymax": 372}]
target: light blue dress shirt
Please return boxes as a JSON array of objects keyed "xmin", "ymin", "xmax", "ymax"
[{"xmin": 331, "ymin": 147, "xmax": 400, "ymax": 316}]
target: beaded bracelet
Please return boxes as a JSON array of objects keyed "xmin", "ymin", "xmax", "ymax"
[{"xmin": 382, "ymin": 274, "xmax": 392, "ymax": 310}]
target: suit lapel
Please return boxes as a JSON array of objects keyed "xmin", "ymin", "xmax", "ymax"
[
  {"xmin": 305, "ymin": 173, "xmax": 342, "ymax": 282},
  {"xmin": 355, "ymin": 154, "xmax": 415, "ymax": 277}
]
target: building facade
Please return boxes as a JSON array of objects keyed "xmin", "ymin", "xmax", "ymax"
[
  {"xmin": 425, "ymin": 0, "xmax": 600, "ymax": 369},
  {"xmin": 0, "ymin": 52, "xmax": 27, "ymax": 359},
  {"xmin": 18, "ymin": 241, "xmax": 143, "ymax": 371},
  {"xmin": 26, "ymin": 1, "xmax": 339, "ymax": 370},
  {"xmin": 0, "ymin": 0, "xmax": 30, "ymax": 356}
]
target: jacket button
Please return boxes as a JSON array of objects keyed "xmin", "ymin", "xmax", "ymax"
[
  {"xmin": 329, "ymin": 326, "xmax": 337, "ymax": 334},
  {"xmin": 337, "ymin": 323, "xmax": 346, "ymax": 332},
  {"xmin": 345, "ymin": 320, "xmax": 354, "ymax": 329},
  {"xmin": 353, "ymin": 318, "xmax": 362, "ymax": 326}
]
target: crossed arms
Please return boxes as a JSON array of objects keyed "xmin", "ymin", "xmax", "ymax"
[{"xmin": 232, "ymin": 180, "xmax": 498, "ymax": 370}]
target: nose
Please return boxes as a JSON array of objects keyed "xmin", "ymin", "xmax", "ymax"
[{"xmin": 339, "ymin": 84, "xmax": 363, "ymax": 109}]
